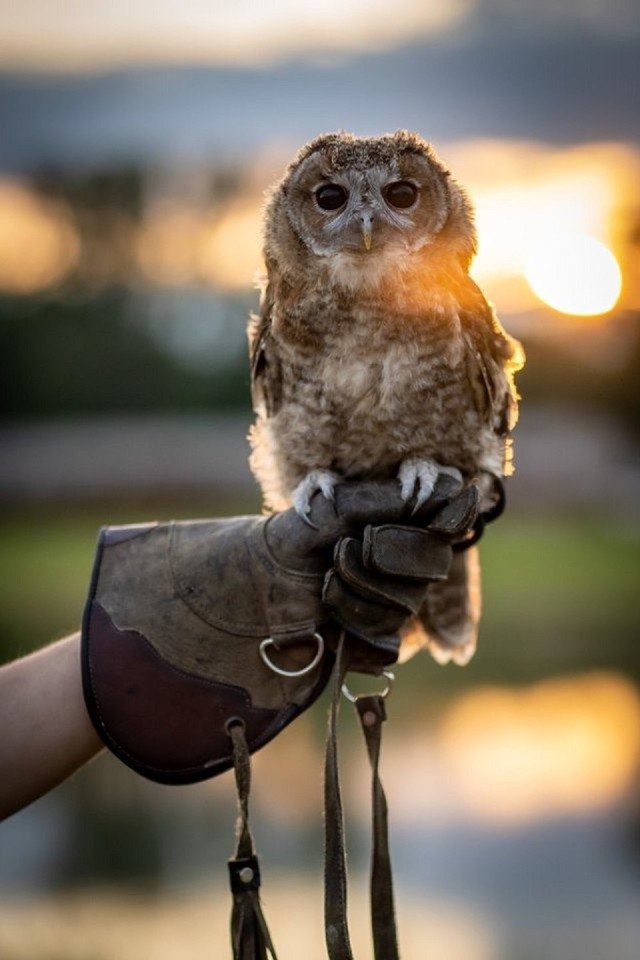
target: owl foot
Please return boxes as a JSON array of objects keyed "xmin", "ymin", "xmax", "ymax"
[
  {"xmin": 398, "ymin": 458, "xmax": 463, "ymax": 513},
  {"xmin": 292, "ymin": 470, "xmax": 339, "ymax": 527}
]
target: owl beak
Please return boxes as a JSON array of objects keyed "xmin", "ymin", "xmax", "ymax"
[{"xmin": 360, "ymin": 213, "xmax": 374, "ymax": 252}]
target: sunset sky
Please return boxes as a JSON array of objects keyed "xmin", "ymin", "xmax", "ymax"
[
  {"xmin": 1, "ymin": 0, "xmax": 638, "ymax": 72},
  {"xmin": 0, "ymin": 0, "xmax": 638, "ymax": 316}
]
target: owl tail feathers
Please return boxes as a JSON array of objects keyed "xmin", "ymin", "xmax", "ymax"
[{"xmin": 398, "ymin": 546, "xmax": 482, "ymax": 667}]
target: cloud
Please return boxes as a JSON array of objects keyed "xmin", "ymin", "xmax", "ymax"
[
  {"xmin": 471, "ymin": 0, "xmax": 640, "ymax": 39},
  {"xmin": 2, "ymin": 0, "xmax": 639, "ymax": 73},
  {"xmin": 0, "ymin": 0, "xmax": 472, "ymax": 72}
]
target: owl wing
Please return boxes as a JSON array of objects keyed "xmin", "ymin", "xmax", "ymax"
[
  {"xmin": 407, "ymin": 283, "xmax": 523, "ymax": 667},
  {"xmin": 248, "ymin": 280, "xmax": 283, "ymax": 418},
  {"xmin": 460, "ymin": 279, "xmax": 524, "ymax": 442}
]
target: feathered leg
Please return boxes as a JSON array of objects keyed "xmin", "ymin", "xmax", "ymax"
[{"xmin": 399, "ymin": 546, "xmax": 481, "ymax": 666}]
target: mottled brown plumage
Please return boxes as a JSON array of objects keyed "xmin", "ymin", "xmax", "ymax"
[{"xmin": 248, "ymin": 131, "xmax": 523, "ymax": 665}]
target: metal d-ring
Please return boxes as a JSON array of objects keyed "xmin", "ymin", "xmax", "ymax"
[
  {"xmin": 259, "ymin": 633, "xmax": 325, "ymax": 678},
  {"xmin": 342, "ymin": 671, "xmax": 395, "ymax": 703}
]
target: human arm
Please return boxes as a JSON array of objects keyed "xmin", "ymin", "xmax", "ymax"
[{"xmin": 0, "ymin": 632, "xmax": 103, "ymax": 821}]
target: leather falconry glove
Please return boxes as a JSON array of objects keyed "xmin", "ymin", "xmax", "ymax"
[
  {"xmin": 82, "ymin": 474, "xmax": 479, "ymax": 786},
  {"xmin": 81, "ymin": 475, "xmax": 481, "ymax": 960}
]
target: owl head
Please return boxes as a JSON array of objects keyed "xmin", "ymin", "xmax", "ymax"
[{"xmin": 264, "ymin": 131, "xmax": 477, "ymax": 290}]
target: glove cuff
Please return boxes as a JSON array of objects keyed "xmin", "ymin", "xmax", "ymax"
[{"xmin": 82, "ymin": 521, "xmax": 333, "ymax": 785}]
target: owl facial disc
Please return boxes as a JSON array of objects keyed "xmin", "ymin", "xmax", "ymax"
[{"xmin": 268, "ymin": 131, "xmax": 479, "ymax": 285}]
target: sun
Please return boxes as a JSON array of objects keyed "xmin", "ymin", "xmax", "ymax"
[{"xmin": 524, "ymin": 232, "xmax": 622, "ymax": 316}]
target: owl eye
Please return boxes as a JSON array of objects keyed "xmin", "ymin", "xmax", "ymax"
[
  {"xmin": 384, "ymin": 181, "xmax": 418, "ymax": 209},
  {"xmin": 315, "ymin": 183, "xmax": 348, "ymax": 211}
]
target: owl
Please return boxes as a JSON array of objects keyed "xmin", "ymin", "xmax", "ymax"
[{"xmin": 248, "ymin": 131, "xmax": 523, "ymax": 666}]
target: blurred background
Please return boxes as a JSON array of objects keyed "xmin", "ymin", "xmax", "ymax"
[{"xmin": 1, "ymin": 1, "xmax": 639, "ymax": 958}]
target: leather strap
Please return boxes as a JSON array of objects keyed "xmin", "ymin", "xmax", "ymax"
[
  {"xmin": 355, "ymin": 695, "xmax": 399, "ymax": 960},
  {"xmin": 324, "ymin": 635, "xmax": 355, "ymax": 960},
  {"xmin": 228, "ymin": 723, "xmax": 278, "ymax": 960},
  {"xmin": 323, "ymin": 634, "xmax": 400, "ymax": 960},
  {"xmin": 226, "ymin": 638, "xmax": 399, "ymax": 960}
]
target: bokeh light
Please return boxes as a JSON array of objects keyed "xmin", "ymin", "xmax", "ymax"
[
  {"xmin": 135, "ymin": 203, "xmax": 202, "ymax": 288},
  {"xmin": 2, "ymin": 141, "xmax": 637, "ymax": 312},
  {"xmin": 197, "ymin": 197, "xmax": 264, "ymax": 290},
  {"xmin": 437, "ymin": 672, "xmax": 640, "ymax": 823},
  {"xmin": 525, "ymin": 232, "xmax": 622, "ymax": 316},
  {"xmin": 457, "ymin": 140, "xmax": 638, "ymax": 313},
  {"xmin": 0, "ymin": 181, "xmax": 79, "ymax": 295}
]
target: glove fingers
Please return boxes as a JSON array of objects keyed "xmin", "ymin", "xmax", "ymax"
[
  {"xmin": 323, "ymin": 568, "xmax": 408, "ymax": 637},
  {"xmin": 333, "ymin": 473, "xmax": 464, "ymax": 528},
  {"xmin": 334, "ymin": 538, "xmax": 430, "ymax": 614},
  {"xmin": 425, "ymin": 484, "xmax": 480, "ymax": 537},
  {"xmin": 271, "ymin": 479, "xmax": 409, "ymax": 556},
  {"xmin": 269, "ymin": 476, "xmax": 478, "ymax": 560},
  {"xmin": 363, "ymin": 525, "xmax": 453, "ymax": 580},
  {"xmin": 331, "ymin": 480, "xmax": 406, "ymax": 528}
]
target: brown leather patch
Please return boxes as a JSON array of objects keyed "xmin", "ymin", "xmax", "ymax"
[{"xmin": 84, "ymin": 601, "xmax": 282, "ymax": 783}]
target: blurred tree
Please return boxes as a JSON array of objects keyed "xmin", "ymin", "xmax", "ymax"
[
  {"xmin": 36, "ymin": 165, "xmax": 144, "ymax": 218},
  {"xmin": 515, "ymin": 312, "xmax": 640, "ymax": 437},
  {"xmin": 0, "ymin": 290, "xmax": 251, "ymax": 418}
]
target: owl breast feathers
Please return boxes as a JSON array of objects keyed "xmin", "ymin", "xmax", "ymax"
[{"xmin": 248, "ymin": 130, "xmax": 524, "ymax": 666}]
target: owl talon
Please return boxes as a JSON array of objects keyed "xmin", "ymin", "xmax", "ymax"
[
  {"xmin": 398, "ymin": 458, "xmax": 463, "ymax": 513},
  {"xmin": 292, "ymin": 470, "xmax": 339, "ymax": 526}
]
